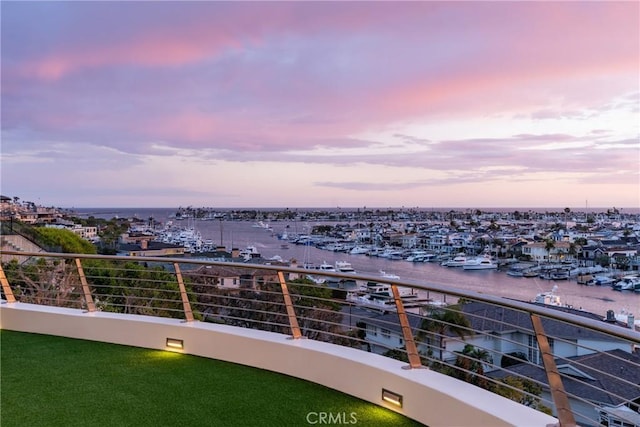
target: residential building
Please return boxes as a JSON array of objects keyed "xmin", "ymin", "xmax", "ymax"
[{"xmin": 490, "ymin": 349, "xmax": 640, "ymax": 426}]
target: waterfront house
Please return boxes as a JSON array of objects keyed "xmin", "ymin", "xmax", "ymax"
[
  {"xmin": 118, "ymin": 240, "xmax": 186, "ymax": 257},
  {"xmin": 359, "ymin": 302, "xmax": 634, "ymax": 368},
  {"xmin": 522, "ymin": 241, "xmax": 574, "ymax": 263},
  {"xmin": 459, "ymin": 302, "xmax": 634, "ymax": 368},
  {"xmin": 188, "ymin": 265, "xmax": 243, "ymax": 289},
  {"xmin": 186, "ymin": 265, "xmax": 281, "ymax": 290},
  {"xmin": 597, "ymin": 401, "xmax": 640, "ymax": 427},
  {"xmin": 45, "ymin": 223, "xmax": 99, "ymax": 242},
  {"xmin": 489, "ymin": 349, "xmax": 640, "ymax": 426},
  {"xmin": 400, "ymin": 232, "xmax": 419, "ymax": 249},
  {"xmin": 358, "ymin": 312, "xmax": 423, "ymax": 354}
]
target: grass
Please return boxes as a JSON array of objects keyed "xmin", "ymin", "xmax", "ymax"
[{"xmin": 0, "ymin": 330, "xmax": 424, "ymax": 427}]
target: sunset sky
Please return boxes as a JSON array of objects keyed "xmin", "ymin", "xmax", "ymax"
[{"xmin": 1, "ymin": 1, "xmax": 638, "ymax": 209}]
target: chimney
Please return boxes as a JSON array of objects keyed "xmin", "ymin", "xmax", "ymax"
[
  {"xmin": 140, "ymin": 239, "xmax": 148, "ymax": 250},
  {"xmin": 232, "ymin": 248, "xmax": 240, "ymax": 258}
]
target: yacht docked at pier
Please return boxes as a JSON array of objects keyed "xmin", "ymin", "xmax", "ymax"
[{"xmin": 462, "ymin": 254, "xmax": 498, "ymax": 270}]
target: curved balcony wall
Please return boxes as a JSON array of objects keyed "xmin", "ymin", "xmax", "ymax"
[
  {"xmin": 1, "ymin": 301, "xmax": 556, "ymax": 427},
  {"xmin": 2, "ymin": 251, "xmax": 639, "ymax": 426}
]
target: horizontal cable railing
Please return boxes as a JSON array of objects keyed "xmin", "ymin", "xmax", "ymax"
[{"xmin": 1, "ymin": 250, "xmax": 639, "ymax": 427}]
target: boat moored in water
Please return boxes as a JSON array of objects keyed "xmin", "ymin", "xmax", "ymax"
[
  {"xmin": 463, "ymin": 255, "xmax": 498, "ymax": 270},
  {"xmin": 533, "ymin": 286, "xmax": 563, "ymax": 306},
  {"xmin": 441, "ymin": 253, "xmax": 467, "ymax": 267},
  {"xmin": 335, "ymin": 260, "xmax": 356, "ymax": 274},
  {"xmin": 612, "ymin": 275, "xmax": 640, "ymax": 291}
]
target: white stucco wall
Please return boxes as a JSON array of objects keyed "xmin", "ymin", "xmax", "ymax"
[{"xmin": 1, "ymin": 301, "xmax": 558, "ymax": 427}]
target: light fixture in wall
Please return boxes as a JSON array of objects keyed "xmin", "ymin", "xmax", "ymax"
[
  {"xmin": 382, "ymin": 389, "xmax": 403, "ymax": 408},
  {"xmin": 166, "ymin": 338, "xmax": 184, "ymax": 350}
]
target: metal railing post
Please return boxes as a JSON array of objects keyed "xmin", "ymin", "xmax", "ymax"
[
  {"xmin": 277, "ymin": 271, "xmax": 302, "ymax": 339},
  {"xmin": 173, "ymin": 263, "xmax": 194, "ymax": 322},
  {"xmin": 0, "ymin": 263, "xmax": 16, "ymax": 303},
  {"xmin": 74, "ymin": 258, "xmax": 96, "ymax": 312},
  {"xmin": 391, "ymin": 284, "xmax": 423, "ymax": 369},
  {"xmin": 531, "ymin": 314, "xmax": 576, "ymax": 427}
]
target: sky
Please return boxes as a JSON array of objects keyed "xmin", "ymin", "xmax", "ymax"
[{"xmin": 1, "ymin": 1, "xmax": 639, "ymax": 209}]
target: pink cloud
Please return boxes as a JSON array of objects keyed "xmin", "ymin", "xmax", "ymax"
[{"xmin": 2, "ymin": 1, "xmax": 638, "ymax": 194}]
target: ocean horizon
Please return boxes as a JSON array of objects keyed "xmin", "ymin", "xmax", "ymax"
[{"xmin": 71, "ymin": 206, "xmax": 640, "ymax": 216}]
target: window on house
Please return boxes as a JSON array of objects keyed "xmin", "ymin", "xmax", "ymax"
[
  {"xmin": 381, "ymin": 328, "xmax": 390, "ymax": 339},
  {"xmin": 528, "ymin": 335, "xmax": 554, "ymax": 364}
]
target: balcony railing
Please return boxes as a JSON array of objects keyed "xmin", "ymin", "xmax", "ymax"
[{"xmin": 1, "ymin": 250, "xmax": 639, "ymax": 427}]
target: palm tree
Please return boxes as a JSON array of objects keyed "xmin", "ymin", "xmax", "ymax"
[
  {"xmin": 454, "ymin": 344, "xmax": 493, "ymax": 388},
  {"xmin": 417, "ymin": 304, "xmax": 471, "ymax": 362},
  {"xmin": 544, "ymin": 239, "xmax": 555, "ymax": 262}
]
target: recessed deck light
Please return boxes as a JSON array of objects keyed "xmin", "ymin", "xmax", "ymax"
[
  {"xmin": 166, "ymin": 338, "xmax": 184, "ymax": 350},
  {"xmin": 382, "ymin": 388, "xmax": 403, "ymax": 408}
]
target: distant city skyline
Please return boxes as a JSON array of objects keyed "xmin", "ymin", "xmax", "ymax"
[{"xmin": 1, "ymin": 2, "xmax": 638, "ymax": 209}]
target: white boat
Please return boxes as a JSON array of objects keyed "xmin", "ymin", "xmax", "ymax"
[
  {"xmin": 441, "ymin": 253, "xmax": 467, "ymax": 267},
  {"xmin": 349, "ymin": 245, "xmax": 371, "ymax": 255},
  {"xmin": 317, "ymin": 261, "xmax": 337, "ymax": 272},
  {"xmin": 405, "ymin": 251, "xmax": 437, "ymax": 262},
  {"xmin": 506, "ymin": 266, "xmax": 525, "ymax": 277},
  {"xmin": 612, "ymin": 275, "xmax": 640, "ymax": 291},
  {"xmin": 540, "ymin": 268, "xmax": 570, "ymax": 280},
  {"xmin": 239, "ymin": 245, "xmax": 260, "ymax": 260},
  {"xmin": 594, "ymin": 275, "xmax": 617, "ymax": 286},
  {"xmin": 380, "ymin": 270, "xmax": 400, "ymax": 279},
  {"xmin": 304, "ymin": 261, "xmax": 336, "ymax": 285},
  {"xmin": 550, "ymin": 269, "xmax": 570, "ymax": 280},
  {"xmin": 533, "ymin": 286, "xmax": 562, "ymax": 306},
  {"xmin": 379, "ymin": 248, "xmax": 404, "ymax": 260},
  {"xmin": 463, "ymin": 255, "xmax": 498, "ymax": 270},
  {"xmin": 252, "ymin": 221, "xmax": 271, "ymax": 230},
  {"xmin": 424, "ymin": 253, "xmax": 438, "ymax": 262},
  {"xmin": 335, "ymin": 260, "xmax": 356, "ymax": 274}
]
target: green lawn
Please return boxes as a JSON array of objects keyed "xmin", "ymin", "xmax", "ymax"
[{"xmin": 1, "ymin": 330, "xmax": 424, "ymax": 426}]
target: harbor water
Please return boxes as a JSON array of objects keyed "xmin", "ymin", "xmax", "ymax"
[
  {"xmin": 77, "ymin": 209, "xmax": 640, "ymax": 318},
  {"xmin": 188, "ymin": 219, "xmax": 639, "ymax": 319}
]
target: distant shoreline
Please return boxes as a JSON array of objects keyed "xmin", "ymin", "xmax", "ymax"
[{"xmin": 71, "ymin": 206, "xmax": 640, "ymax": 215}]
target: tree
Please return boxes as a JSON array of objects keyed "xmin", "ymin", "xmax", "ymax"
[
  {"xmin": 491, "ymin": 238, "xmax": 504, "ymax": 258},
  {"xmin": 595, "ymin": 254, "xmax": 611, "ymax": 268},
  {"xmin": 97, "ymin": 219, "xmax": 130, "ymax": 251},
  {"xmin": 83, "ymin": 260, "xmax": 192, "ymax": 319},
  {"xmin": 188, "ymin": 276, "xmax": 346, "ymax": 344},
  {"xmin": 453, "ymin": 344, "xmax": 493, "ymax": 388},
  {"xmin": 614, "ymin": 256, "xmax": 631, "ymax": 271},
  {"xmin": 500, "ymin": 351, "xmax": 528, "ymax": 368},
  {"xmin": 3, "ymin": 258, "xmax": 83, "ymax": 307},
  {"xmin": 544, "ymin": 239, "xmax": 555, "ymax": 261},
  {"xmin": 35, "ymin": 228, "xmax": 97, "ymax": 254},
  {"xmin": 417, "ymin": 304, "xmax": 471, "ymax": 362},
  {"xmin": 492, "ymin": 376, "xmax": 553, "ymax": 415},
  {"xmin": 383, "ymin": 347, "xmax": 429, "ymax": 365},
  {"xmin": 574, "ymin": 237, "xmax": 588, "ymax": 247}
]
